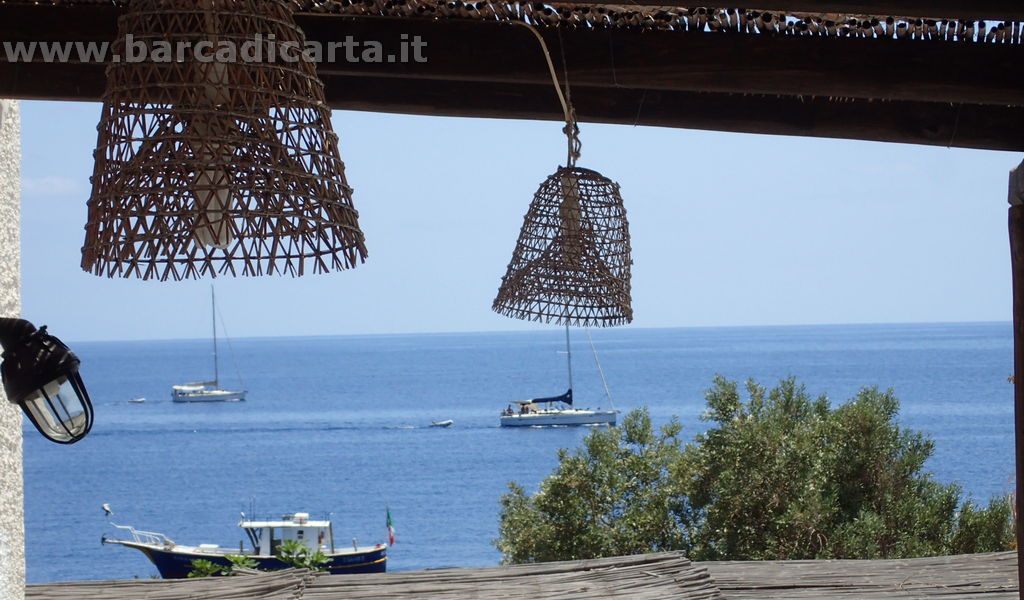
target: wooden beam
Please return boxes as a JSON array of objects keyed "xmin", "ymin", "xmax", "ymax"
[
  {"xmin": 302, "ymin": 17, "xmax": 1024, "ymax": 107},
  {"xmin": 2, "ymin": 4, "xmax": 1022, "ymax": 152},
  {"xmin": 317, "ymin": 74, "xmax": 1024, "ymax": 152},
  {"xmin": 0, "ymin": 5, "xmax": 120, "ymax": 42},
  {"xmin": 2, "ymin": 7, "xmax": 1022, "ymax": 108},
  {"xmin": 1007, "ymin": 171, "xmax": 1024, "ymax": 593},
  {"xmin": 3, "ymin": 59, "xmax": 1022, "ymax": 151},
  {"xmin": 0, "ymin": 62, "xmax": 105, "ymax": 103}
]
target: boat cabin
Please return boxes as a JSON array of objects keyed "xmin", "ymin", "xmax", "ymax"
[
  {"xmin": 239, "ymin": 513, "xmax": 334, "ymax": 556},
  {"xmin": 512, "ymin": 400, "xmax": 536, "ymax": 414},
  {"xmin": 505, "ymin": 389, "xmax": 574, "ymax": 415},
  {"xmin": 171, "ymin": 384, "xmax": 206, "ymax": 394}
]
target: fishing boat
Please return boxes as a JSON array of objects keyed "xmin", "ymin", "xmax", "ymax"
[
  {"xmin": 172, "ymin": 287, "xmax": 246, "ymax": 403},
  {"xmin": 500, "ymin": 326, "xmax": 619, "ymax": 427},
  {"xmin": 103, "ymin": 512, "xmax": 386, "ymax": 579}
]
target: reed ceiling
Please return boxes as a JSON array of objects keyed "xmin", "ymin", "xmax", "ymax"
[{"xmin": 1, "ymin": 0, "xmax": 1022, "ymax": 150}]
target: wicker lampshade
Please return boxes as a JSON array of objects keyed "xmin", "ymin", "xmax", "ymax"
[
  {"xmin": 81, "ymin": 0, "xmax": 366, "ymax": 280},
  {"xmin": 493, "ymin": 166, "xmax": 632, "ymax": 327}
]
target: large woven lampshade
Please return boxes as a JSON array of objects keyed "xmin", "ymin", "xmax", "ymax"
[
  {"xmin": 493, "ymin": 24, "xmax": 632, "ymax": 327},
  {"xmin": 493, "ymin": 164, "xmax": 632, "ymax": 327},
  {"xmin": 81, "ymin": 0, "xmax": 366, "ymax": 280}
]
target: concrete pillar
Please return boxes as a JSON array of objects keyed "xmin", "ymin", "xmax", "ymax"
[{"xmin": 0, "ymin": 100, "xmax": 24, "ymax": 600}]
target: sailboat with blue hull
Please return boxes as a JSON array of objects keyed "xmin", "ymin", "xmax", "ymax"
[{"xmin": 500, "ymin": 325, "xmax": 618, "ymax": 427}]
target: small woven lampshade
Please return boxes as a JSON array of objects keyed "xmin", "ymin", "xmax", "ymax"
[
  {"xmin": 81, "ymin": 0, "xmax": 366, "ymax": 280},
  {"xmin": 493, "ymin": 165, "xmax": 633, "ymax": 327}
]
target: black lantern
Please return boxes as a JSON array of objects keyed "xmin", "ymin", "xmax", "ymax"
[{"xmin": 0, "ymin": 318, "xmax": 93, "ymax": 444}]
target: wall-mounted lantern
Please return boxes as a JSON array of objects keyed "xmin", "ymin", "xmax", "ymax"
[{"xmin": 0, "ymin": 319, "xmax": 93, "ymax": 444}]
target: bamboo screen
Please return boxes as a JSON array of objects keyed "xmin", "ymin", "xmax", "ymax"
[{"xmin": 296, "ymin": 2, "xmax": 1024, "ymax": 43}]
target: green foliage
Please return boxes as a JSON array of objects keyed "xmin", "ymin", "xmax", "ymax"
[
  {"xmin": 226, "ymin": 554, "xmax": 259, "ymax": 571},
  {"xmin": 275, "ymin": 539, "xmax": 331, "ymax": 571},
  {"xmin": 186, "ymin": 555, "xmax": 259, "ymax": 578},
  {"xmin": 496, "ymin": 408, "xmax": 687, "ymax": 563},
  {"xmin": 950, "ymin": 497, "xmax": 1016, "ymax": 555},
  {"xmin": 496, "ymin": 376, "xmax": 1015, "ymax": 564},
  {"xmin": 187, "ymin": 559, "xmax": 227, "ymax": 578},
  {"xmin": 682, "ymin": 376, "xmax": 1013, "ymax": 560}
]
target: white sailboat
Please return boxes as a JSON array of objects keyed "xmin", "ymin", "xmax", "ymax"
[
  {"xmin": 172, "ymin": 287, "xmax": 247, "ymax": 403},
  {"xmin": 500, "ymin": 326, "xmax": 618, "ymax": 427}
]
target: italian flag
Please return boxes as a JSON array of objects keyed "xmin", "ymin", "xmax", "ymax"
[{"xmin": 386, "ymin": 508, "xmax": 395, "ymax": 546}]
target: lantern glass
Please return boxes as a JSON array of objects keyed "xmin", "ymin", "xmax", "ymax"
[{"xmin": 21, "ymin": 372, "xmax": 92, "ymax": 444}]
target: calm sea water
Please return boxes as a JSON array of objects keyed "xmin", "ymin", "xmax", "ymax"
[{"xmin": 23, "ymin": 322, "xmax": 1015, "ymax": 582}]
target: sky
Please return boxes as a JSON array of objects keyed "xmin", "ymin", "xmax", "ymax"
[{"xmin": 15, "ymin": 100, "xmax": 1020, "ymax": 342}]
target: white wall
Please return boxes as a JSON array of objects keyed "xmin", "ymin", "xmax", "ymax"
[{"xmin": 0, "ymin": 100, "xmax": 25, "ymax": 600}]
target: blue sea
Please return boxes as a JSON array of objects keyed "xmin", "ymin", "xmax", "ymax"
[{"xmin": 23, "ymin": 322, "xmax": 1015, "ymax": 583}]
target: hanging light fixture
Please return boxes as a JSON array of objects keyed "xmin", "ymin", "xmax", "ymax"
[
  {"xmin": 81, "ymin": 0, "xmax": 366, "ymax": 280},
  {"xmin": 0, "ymin": 319, "xmax": 93, "ymax": 444},
  {"xmin": 493, "ymin": 25, "xmax": 632, "ymax": 327}
]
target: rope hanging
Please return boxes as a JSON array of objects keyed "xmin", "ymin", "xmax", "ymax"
[
  {"xmin": 493, "ymin": 23, "xmax": 632, "ymax": 327},
  {"xmin": 81, "ymin": 0, "xmax": 367, "ymax": 280}
]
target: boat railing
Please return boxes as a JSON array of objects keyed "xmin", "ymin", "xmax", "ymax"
[{"xmin": 109, "ymin": 523, "xmax": 173, "ymax": 547}]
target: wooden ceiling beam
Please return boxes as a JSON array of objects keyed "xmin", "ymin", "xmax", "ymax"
[
  {"xmin": 1, "ymin": 3, "xmax": 1021, "ymax": 152},
  {"xmin": 318, "ymin": 74, "xmax": 1024, "ymax": 152},
  {"xmin": 0, "ymin": 62, "xmax": 105, "ymax": 103},
  {"xmin": 303, "ymin": 17, "xmax": 1024, "ymax": 107},
  {"xmin": 3, "ymin": 59, "xmax": 1020, "ymax": 151},
  {"xmin": 2, "ymin": 7, "xmax": 1021, "ymax": 108},
  {"xmin": 0, "ymin": 5, "xmax": 119, "ymax": 42}
]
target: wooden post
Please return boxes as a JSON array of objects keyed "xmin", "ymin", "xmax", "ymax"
[{"xmin": 1009, "ymin": 160, "xmax": 1024, "ymax": 593}]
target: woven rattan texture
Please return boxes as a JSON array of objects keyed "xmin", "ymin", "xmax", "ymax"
[
  {"xmin": 1, "ymin": 1, "xmax": 1020, "ymax": 40},
  {"xmin": 494, "ymin": 166, "xmax": 632, "ymax": 327},
  {"xmin": 81, "ymin": 0, "xmax": 366, "ymax": 280}
]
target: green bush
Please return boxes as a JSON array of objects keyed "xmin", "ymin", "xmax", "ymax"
[
  {"xmin": 187, "ymin": 555, "xmax": 260, "ymax": 578},
  {"xmin": 275, "ymin": 539, "xmax": 331, "ymax": 571},
  {"xmin": 187, "ymin": 559, "xmax": 228, "ymax": 578},
  {"xmin": 496, "ymin": 409, "xmax": 686, "ymax": 563},
  {"xmin": 226, "ymin": 554, "xmax": 259, "ymax": 571},
  {"xmin": 496, "ymin": 376, "xmax": 1014, "ymax": 563}
]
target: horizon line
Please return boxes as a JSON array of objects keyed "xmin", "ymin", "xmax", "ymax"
[{"xmin": 69, "ymin": 319, "xmax": 1011, "ymax": 345}]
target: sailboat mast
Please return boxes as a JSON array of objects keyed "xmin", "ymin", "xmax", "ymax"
[
  {"xmin": 565, "ymin": 323, "xmax": 573, "ymax": 392},
  {"xmin": 586, "ymin": 328, "xmax": 615, "ymax": 409},
  {"xmin": 211, "ymin": 286, "xmax": 219, "ymax": 387}
]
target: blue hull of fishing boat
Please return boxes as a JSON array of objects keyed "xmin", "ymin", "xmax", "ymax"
[{"xmin": 132, "ymin": 543, "xmax": 387, "ymax": 579}]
